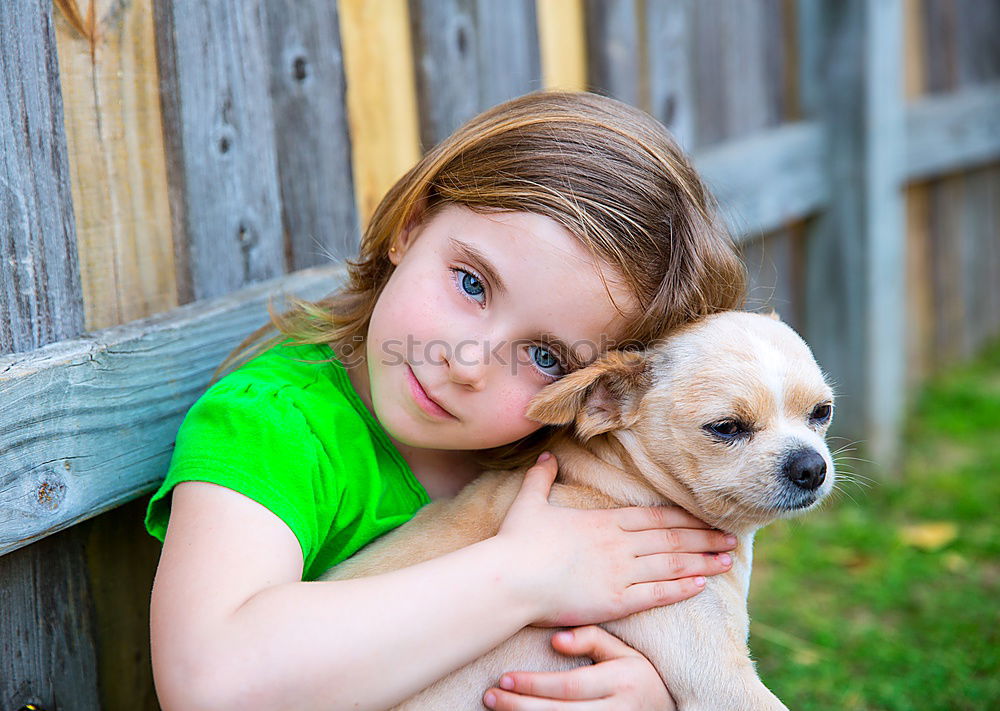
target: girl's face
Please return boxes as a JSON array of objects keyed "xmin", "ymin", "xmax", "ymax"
[{"xmin": 359, "ymin": 203, "xmax": 637, "ymax": 451}]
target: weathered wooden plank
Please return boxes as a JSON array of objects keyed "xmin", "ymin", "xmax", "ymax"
[
  {"xmin": 644, "ymin": 0, "xmax": 695, "ymax": 150},
  {"xmin": 584, "ymin": 0, "xmax": 640, "ymax": 106},
  {"xmin": 154, "ymin": 0, "xmax": 286, "ymax": 303},
  {"xmin": 410, "ymin": 0, "xmax": 542, "ymax": 149},
  {"xmin": 0, "ymin": 0, "xmax": 84, "ymax": 354},
  {"xmin": 799, "ymin": 0, "xmax": 907, "ymax": 469},
  {"xmin": 474, "ymin": 0, "xmax": 541, "ymax": 108},
  {"xmin": 719, "ymin": 0, "xmax": 773, "ymax": 138},
  {"xmin": 694, "ymin": 121, "xmax": 829, "ymax": 240},
  {"xmin": 409, "ymin": 0, "xmax": 481, "ymax": 148},
  {"xmin": 0, "ymin": 3, "xmax": 100, "ymax": 708},
  {"xmin": 902, "ymin": 0, "xmax": 933, "ymax": 389},
  {"xmin": 0, "ymin": 265, "xmax": 345, "ymax": 557},
  {"xmin": 863, "ymin": 0, "xmax": 907, "ymax": 469},
  {"xmin": 339, "ymin": 0, "xmax": 421, "ymax": 223},
  {"xmin": 904, "ymin": 82, "xmax": 1000, "ymax": 181},
  {"xmin": 54, "ymin": 0, "xmax": 177, "ymax": 331},
  {"xmin": 53, "ymin": 5, "xmax": 179, "ymax": 706},
  {"xmin": 264, "ymin": 0, "xmax": 360, "ymax": 269},
  {"xmin": 537, "ymin": 0, "xmax": 587, "ymax": 91}
]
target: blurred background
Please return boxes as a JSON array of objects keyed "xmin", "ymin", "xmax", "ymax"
[{"xmin": 1, "ymin": 0, "xmax": 997, "ymax": 708}]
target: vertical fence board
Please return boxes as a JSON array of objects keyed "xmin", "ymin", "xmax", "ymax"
[
  {"xmin": 644, "ymin": 0, "xmax": 695, "ymax": 150},
  {"xmin": 53, "ymin": 1, "xmax": 177, "ymax": 332},
  {"xmin": 264, "ymin": 0, "xmax": 359, "ymax": 269},
  {"xmin": 339, "ymin": 0, "xmax": 421, "ymax": 224},
  {"xmin": 863, "ymin": 0, "xmax": 906, "ymax": 468},
  {"xmin": 410, "ymin": 0, "xmax": 541, "ymax": 149},
  {"xmin": 0, "ymin": 2, "xmax": 100, "ymax": 709},
  {"xmin": 584, "ymin": 0, "xmax": 640, "ymax": 107},
  {"xmin": 801, "ymin": 0, "xmax": 906, "ymax": 468},
  {"xmin": 474, "ymin": 0, "xmax": 541, "ymax": 108},
  {"xmin": 903, "ymin": 0, "xmax": 934, "ymax": 388},
  {"xmin": 154, "ymin": 0, "xmax": 286, "ymax": 303},
  {"xmin": 409, "ymin": 0, "xmax": 480, "ymax": 149},
  {"xmin": 538, "ymin": 0, "xmax": 588, "ymax": 91},
  {"xmin": 0, "ymin": 3, "xmax": 84, "ymax": 353}
]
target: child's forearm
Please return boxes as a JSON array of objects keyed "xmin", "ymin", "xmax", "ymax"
[{"xmin": 194, "ymin": 536, "xmax": 535, "ymax": 711}]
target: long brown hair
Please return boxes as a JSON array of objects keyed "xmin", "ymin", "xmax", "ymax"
[{"xmin": 214, "ymin": 90, "xmax": 746, "ymax": 470}]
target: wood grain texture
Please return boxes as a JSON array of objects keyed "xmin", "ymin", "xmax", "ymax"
[
  {"xmin": 410, "ymin": 0, "xmax": 542, "ymax": 149},
  {"xmin": 0, "ymin": 3, "xmax": 99, "ymax": 708},
  {"xmin": 0, "ymin": 0, "xmax": 84, "ymax": 354},
  {"xmin": 409, "ymin": 0, "xmax": 479, "ymax": 149},
  {"xmin": 54, "ymin": 0, "xmax": 177, "ymax": 331},
  {"xmin": 154, "ymin": 0, "xmax": 286, "ymax": 303},
  {"xmin": 537, "ymin": 0, "xmax": 587, "ymax": 91},
  {"xmin": 264, "ymin": 0, "xmax": 360, "ymax": 269},
  {"xmin": 53, "ymin": 6, "xmax": 180, "ymax": 705},
  {"xmin": 644, "ymin": 0, "xmax": 695, "ymax": 150},
  {"xmin": 474, "ymin": 0, "xmax": 541, "ymax": 108},
  {"xmin": 0, "ymin": 265, "xmax": 345, "ymax": 557},
  {"xmin": 584, "ymin": 0, "xmax": 640, "ymax": 107},
  {"xmin": 339, "ymin": 0, "xmax": 421, "ymax": 224}
]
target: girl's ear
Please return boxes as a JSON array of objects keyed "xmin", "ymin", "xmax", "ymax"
[
  {"xmin": 525, "ymin": 350, "xmax": 652, "ymax": 441},
  {"xmin": 390, "ymin": 202, "xmax": 429, "ymax": 263}
]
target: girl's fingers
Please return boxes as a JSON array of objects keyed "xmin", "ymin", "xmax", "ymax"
[
  {"xmin": 631, "ymin": 551, "xmax": 732, "ymax": 583},
  {"xmin": 512, "ymin": 453, "xmax": 558, "ymax": 502},
  {"xmin": 550, "ymin": 625, "xmax": 640, "ymax": 663},
  {"xmin": 490, "ymin": 664, "xmax": 615, "ymax": 703},
  {"xmin": 483, "ymin": 688, "xmax": 602, "ymax": 710},
  {"xmin": 620, "ymin": 576, "xmax": 706, "ymax": 614},
  {"xmin": 630, "ymin": 527, "xmax": 737, "ymax": 556},
  {"xmin": 484, "ymin": 628, "xmax": 640, "ymax": 708},
  {"xmin": 614, "ymin": 505, "xmax": 714, "ymax": 532}
]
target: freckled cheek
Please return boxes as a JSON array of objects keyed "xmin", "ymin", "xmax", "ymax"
[
  {"xmin": 378, "ymin": 278, "xmax": 455, "ymax": 341},
  {"xmin": 491, "ymin": 382, "xmax": 547, "ymax": 435}
]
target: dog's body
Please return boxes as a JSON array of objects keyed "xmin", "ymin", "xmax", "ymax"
[{"xmin": 322, "ymin": 312, "xmax": 835, "ymax": 710}]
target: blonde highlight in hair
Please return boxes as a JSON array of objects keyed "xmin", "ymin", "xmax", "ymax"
[{"xmin": 213, "ymin": 91, "xmax": 746, "ymax": 471}]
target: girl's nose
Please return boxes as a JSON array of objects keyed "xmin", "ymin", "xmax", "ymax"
[{"xmin": 445, "ymin": 340, "xmax": 488, "ymax": 391}]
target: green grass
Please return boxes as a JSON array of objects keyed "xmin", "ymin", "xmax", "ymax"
[{"xmin": 749, "ymin": 340, "xmax": 1000, "ymax": 710}]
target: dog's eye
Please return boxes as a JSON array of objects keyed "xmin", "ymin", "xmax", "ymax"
[
  {"xmin": 704, "ymin": 420, "xmax": 751, "ymax": 440},
  {"xmin": 810, "ymin": 403, "xmax": 833, "ymax": 425}
]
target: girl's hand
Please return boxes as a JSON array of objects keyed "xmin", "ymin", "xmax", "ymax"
[
  {"xmin": 496, "ymin": 452, "xmax": 736, "ymax": 627},
  {"xmin": 482, "ymin": 625, "xmax": 675, "ymax": 710}
]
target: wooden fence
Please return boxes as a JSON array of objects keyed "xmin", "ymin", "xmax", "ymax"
[{"xmin": 1, "ymin": 0, "xmax": 998, "ymax": 708}]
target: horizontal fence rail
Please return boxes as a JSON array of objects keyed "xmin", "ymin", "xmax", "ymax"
[{"xmin": 0, "ymin": 265, "xmax": 342, "ymax": 556}]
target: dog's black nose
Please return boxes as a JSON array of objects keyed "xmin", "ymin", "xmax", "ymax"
[{"xmin": 783, "ymin": 449, "xmax": 827, "ymax": 490}]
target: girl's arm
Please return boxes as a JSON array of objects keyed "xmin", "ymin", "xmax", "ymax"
[{"xmin": 151, "ymin": 455, "xmax": 734, "ymax": 711}]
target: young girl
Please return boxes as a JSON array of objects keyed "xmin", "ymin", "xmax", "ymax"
[{"xmin": 146, "ymin": 91, "xmax": 747, "ymax": 710}]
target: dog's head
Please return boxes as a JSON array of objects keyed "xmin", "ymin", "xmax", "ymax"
[{"xmin": 526, "ymin": 311, "xmax": 835, "ymax": 530}]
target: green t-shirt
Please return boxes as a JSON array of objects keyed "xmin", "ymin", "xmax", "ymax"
[{"xmin": 144, "ymin": 338, "xmax": 431, "ymax": 581}]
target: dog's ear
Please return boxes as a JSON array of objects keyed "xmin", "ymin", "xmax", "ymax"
[
  {"xmin": 765, "ymin": 309, "xmax": 781, "ymax": 321},
  {"xmin": 525, "ymin": 349, "xmax": 651, "ymax": 441}
]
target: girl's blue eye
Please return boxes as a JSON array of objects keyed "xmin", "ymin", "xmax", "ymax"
[
  {"xmin": 451, "ymin": 268, "xmax": 486, "ymax": 305},
  {"xmin": 528, "ymin": 345, "xmax": 565, "ymax": 379}
]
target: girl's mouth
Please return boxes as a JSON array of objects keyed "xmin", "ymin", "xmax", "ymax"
[{"xmin": 406, "ymin": 365, "xmax": 457, "ymax": 419}]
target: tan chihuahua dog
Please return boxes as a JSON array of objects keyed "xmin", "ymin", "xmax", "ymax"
[{"xmin": 323, "ymin": 311, "xmax": 835, "ymax": 710}]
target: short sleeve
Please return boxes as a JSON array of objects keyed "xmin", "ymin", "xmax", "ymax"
[{"xmin": 144, "ymin": 381, "xmax": 342, "ymax": 568}]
